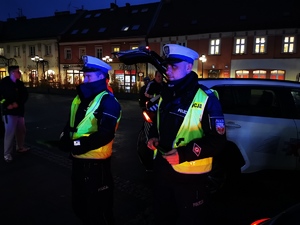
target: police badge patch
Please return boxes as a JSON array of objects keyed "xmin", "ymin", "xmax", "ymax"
[
  {"xmin": 163, "ymin": 45, "xmax": 170, "ymax": 57},
  {"xmin": 215, "ymin": 119, "xmax": 226, "ymax": 135},
  {"xmin": 193, "ymin": 143, "xmax": 201, "ymax": 157}
]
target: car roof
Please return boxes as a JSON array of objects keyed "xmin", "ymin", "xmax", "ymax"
[{"xmin": 198, "ymin": 78, "xmax": 300, "ymax": 88}]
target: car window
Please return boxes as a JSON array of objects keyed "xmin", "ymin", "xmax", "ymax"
[{"xmin": 214, "ymin": 86, "xmax": 283, "ymax": 118}]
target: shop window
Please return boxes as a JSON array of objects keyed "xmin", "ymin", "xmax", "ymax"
[
  {"xmin": 236, "ymin": 70, "xmax": 249, "ymax": 78},
  {"xmin": 270, "ymin": 70, "xmax": 285, "ymax": 80},
  {"xmin": 253, "ymin": 70, "xmax": 267, "ymax": 79}
]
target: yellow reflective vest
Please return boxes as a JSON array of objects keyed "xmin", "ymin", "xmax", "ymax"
[
  {"xmin": 70, "ymin": 91, "xmax": 121, "ymax": 159},
  {"xmin": 158, "ymin": 88, "xmax": 218, "ymax": 174}
]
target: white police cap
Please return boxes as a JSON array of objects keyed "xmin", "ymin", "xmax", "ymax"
[
  {"xmin": 163, "ymin": 44, "xmax": 199, "ymax": 64},
  {"xmin": 81, "ymin": 55, "xmax": 112, "ymax": 73}
]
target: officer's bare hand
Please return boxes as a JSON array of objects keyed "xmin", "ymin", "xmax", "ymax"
[
  {"xmin": 162, "ymin": 149, "xmax": 179, "ymax": 165},
  {"xmin": 147, "ymin": 138, "xmax": 159, "ymax": 150}
]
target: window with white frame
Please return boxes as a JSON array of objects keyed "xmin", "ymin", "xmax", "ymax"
[
  {"xmin": 254, "ymin": 37, "xmax": 266, "ymax": 53},
  {"xmin": 209, "ymin": 39, "xmax": 220, "ymax": 55},
  {"xmin": 234, "ymin": 37, "xmax": 246, "ymax": 54},
  {"xmin": 14, "ymin": 46, "xmax": 20, "ymax": 57},
  {"xmin": 29, "ymin": 46, "xmax": 35, "ymax": 56},
  {"xmin": 0, "ymin": 47, "xmax": 4, "ymax": 56},
  {"xmin": 79, "ymin": 48, "xmax": 86, "ymax": 58},
  {"xmin": 65, "ymin": 48, "xmax": 72, "ymax": 60},
  {"xmin": 283, "ymin": 35, "xmax": 295, "ymax": 53},
  {"xmin": 45, "ymin": 45, "xmax": 52, "ymax": 56},
  {"xmin": 95, "ymin": 47, "xmax": 103, "ymax": 59}
]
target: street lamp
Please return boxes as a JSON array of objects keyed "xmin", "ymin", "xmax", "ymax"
[
  {"xmin": 199, "ymin": 54, "xmax": 207, "ymax": 78},
  {"xmin": 31, "ymin": 55, "xmax": 44, "ymax": 80},
  {"xmin": 102, "ymin": 56, "xmax": 113, "ymax": 63}
]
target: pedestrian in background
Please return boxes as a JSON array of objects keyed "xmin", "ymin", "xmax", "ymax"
[
  {"xmin": 138, "ymin": 76, "xmax": 150, "ymax": 110},
  {"xmin": 0, "ymin": 65, "xmax": 29, "ymax": 163},
  {"xmin": 106, "ymin": 73, "xmax": 114, "ymax": 93},
  {"xmin": 147, "ymin": 44, "xmax": 227, "ymax": 225},
  {"xmin": 144, "ymin": 70, "xmax": 165, "ymax": 99},
  {"xmin": 59, "ymin": 55, "xmax": 122, "ymax": 225}
]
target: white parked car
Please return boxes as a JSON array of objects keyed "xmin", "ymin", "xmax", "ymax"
[
  {"xmin": 113, "ymin": 46, "xmax": 300, "ymax": 192},
  {"xmin": 200, "ymin": 78, "xmax": 300, "ymax": 174}
]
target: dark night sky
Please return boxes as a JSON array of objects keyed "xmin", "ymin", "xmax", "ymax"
[{"xmin": 0, "ymin": 0, "xmax": 159, "ymax": 21}]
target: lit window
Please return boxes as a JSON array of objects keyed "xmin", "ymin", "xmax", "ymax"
[
  {"xmin": 112, "ymin": 47, "xmax": 120, "ymax": 52},
  {"xmin": 0, "ymin": 47, "xmax": 4, "ymax": 56},
  {"xmin": 283, "ymin": 36, "xmax": 295, "ymax": 53},
  {"xmin": 234, "ymin": 37, "xmax": 246, "ymax": 54},
  {"xmin": 209, "ymin": 39, "xmax": 220, "ymax": 55},
  {"xmin": 235, "ymin": 70, "xmax": 249, "ymax": 78},
  {"xmin": 270, "ymin": 70, "xmax": 285, "ymax": 80},
  {"xmin": 254, "ymin": 37, "xmax": 266, "ymax": 53},
  {"xmin": 121, "ymin": 26, "xmax": 130, "ymax": 31},
  {"xmin": 131, "ymin": 46, "xmax": 138, "ymax": 50},
  {"xmin": 253, "ymin": 70, "xmax": 267, "ymax": 79}
]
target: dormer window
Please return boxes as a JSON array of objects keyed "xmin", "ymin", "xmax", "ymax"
[
  {"xmin": 98, "ymin": 27, "xmax": 107, "ymax": 32},
  {"xmin": 71, "ymin": 29, "xmax": 79, "ymax": 34},
  {"xmin": 82, "ymin": 29, "xmax": 89, "ymax": 34},
  {"xmin": 132, "ymin": 25, "xmax": 140, "ymax": 30}
]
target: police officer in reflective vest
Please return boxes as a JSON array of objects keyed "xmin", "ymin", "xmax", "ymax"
[
  {"xmin": 147, "ymin": 44, "xmax": 226, "ymax": 225},
  {"xmin": 59, "ymin": 55, "xmax": 121, "ymax": 225}
]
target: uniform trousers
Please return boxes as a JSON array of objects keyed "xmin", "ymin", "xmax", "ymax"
[
  {"xmin": 152, "ymin": 154, "xmax": 214, "ymax": 225},
  {"xmin": 3, "ymin": 115, "xmax": 26, "ymax": 159},
  {"xmin": 72, "ymin": 157, "xmax": 114, "ymax": 225}
]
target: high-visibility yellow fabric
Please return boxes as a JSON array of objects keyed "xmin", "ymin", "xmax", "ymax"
[
  {"xmin": 70, "ymin": 91, "xmax": 120, "ymax": 159},
  {"xmin": 157, "ymin": 88, "xmax": 218, "ymax": 174}
]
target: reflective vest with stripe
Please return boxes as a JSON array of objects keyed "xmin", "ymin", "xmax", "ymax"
[
  {"xmin": 70, "ymin": 91, "xmax": 120, "ymax": 159},
  {"xmin": 158, "ymin": 88, "xmax": 217, "ymax": 174}
]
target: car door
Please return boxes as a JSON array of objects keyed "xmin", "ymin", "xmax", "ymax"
[
  {"xmin": 214, "ymin": 85, "xmax": 299, "ymax": 173},
  {"xmin": 287, "ymin": 87, "xmax": 300, "ymax": 170}
]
